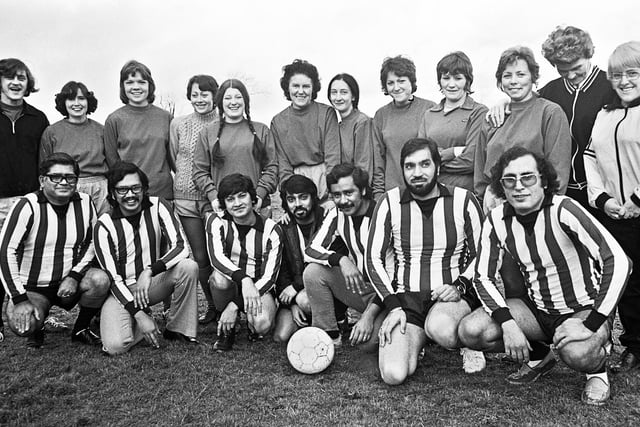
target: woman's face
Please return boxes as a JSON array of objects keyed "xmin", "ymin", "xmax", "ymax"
[
  {"xmin": 610, "ymin": 68, "xmax": 640, "ymax": 106},
  {"xmin": 288, "ymin": 73, "xmax": 313, "ymax": 110},
  {"xmin": 329, "ymin": 79, "xmax": 354, "ymax": 117},
  {"xmin": 65, "ymin": 88, "xmax": 88, "ymax": 122},
  {"xmin": 190, "ymin": 83, "xmax": 215, "ymax": 115},
  {"xmin": 222, "ymin": 87, "xmax": 245, "ymax": 122},
  {"xmin": 500, "ymin": 59, "xmax": 534, "ymax": 103},
  {"xmin": 386, "ymin": 71, "xmax": 413, "ymax": 106},
  {"xmin": 439, "ymin": 73, "xmax": 467, "ymax": 104},
  {"xmin": 123, "ymin": 71, "xmax": 149, "ymax": 107}
]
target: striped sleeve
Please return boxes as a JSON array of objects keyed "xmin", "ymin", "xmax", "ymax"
[
  {"xmin": 93, "ymin": 218, "xmax": 139, "ymax": 316},
  {"xmin": 305, "ymin": 207, "xmax": 340, "ymax": 266},
  {"xmin": 69, "ymin": 196, "xmax": 98, "ymax": 277},
  {"xmin": 460, "ymin": 191, "xmax": 484, "ymax": 280},
  {"xmin": 365, "ymin": 194, "xmax": 399, "ymax": 309},
  {"xmin": 557, "ymin": 199, "xmax": 631, "ymax": 331},
  {"xmin": 254, "ymin": 221, "xmax": 283, "ymax": 294},
  {"xmin": 0, "ymin": 198, "xmax": 34, "ymax": 303},
  {"xmin": 154, "ymin": 198, "xmax": 189, "ymax": 274},
  {"xmin": 205, "ymin": 215, "xmax": 245, "ymax": 283}
]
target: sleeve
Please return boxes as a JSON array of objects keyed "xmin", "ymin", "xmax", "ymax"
[
  {"xmin": 253, "ymin": 222, "xmax": 283, "ymax": 295},
  {"xmin": 441, "ymin": 105, "xmax": 489, "ymax": 175},
  {"xmin": 103, "ymin": 114, "xmax": 122, "ymax": 166},
  {"xmin": 93, "ymin": 220, "xmax": 140, "ymax": 316},
  {"xmin": 459, "ymin": 191, "xmax": 484, "ymax": 280},
  {"xmin": 322, "ymin": 108, "xmax": 341, "ymax": 175},
  {"xmin": 584, "ymin": 138, "xmax": 613, "ymax": 210},
  {"xmin": 256, "ymin": 125, "xmax": 279, "ymax": 200},
  {"xmin": 304, "ymin": 207, "xmax": 341, "ymax": 266},
  {"xmin": 205, "ymin": 215, "xmax": 246, "ymax": 284},
  {"xmin": 275, "ymin": 245, "xmax": 295, "ymax": 298},
  {"xmin": 153, "ymin": 199, "xmax": 190, "ymax": 274},
  {"xmin": 69, "ymin": 198, "xmax": 98, "ymax": 278},
  {"xmin": 473, "ymin": 122, "xmax": 491, "ymax": 199},
  {"xmin": 192, "ymin": 126, "xmax": 218, "ymax": 202},
  {"xmin": 365, "ymin": 195, "xmax": 400, "ymax": 309},
  {"xmin": 39, "ymin": 126, "xmax": 54, "ymax": 166},
  {"xmin": 271, "ymin": 118, "xmax": 294, "ymax": 188},
  {"xmin": 371, "ymin": 113, "xmax": 386, "ymax": 199},
  {"xmin": 353, "ymin": 117, "xmax": 374, "ymax": 182},
  {"xmin": 0, "ymin": 199, "xmax": 33, "ymax": 304},
  {"xmin": 558, "ymin": 199, "xmax": 631, "ymax": 331},
  {"xmin": 168, "ymin": 117, "xmax": 180, "ymax": 170},
  {"xmin": 542, "ymin": 104, "xmax": 571, "ymax": 195}
]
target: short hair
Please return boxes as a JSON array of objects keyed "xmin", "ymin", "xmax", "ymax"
[
  {"xmin": 495, "ymin": 46, "xmax": 540, "ymax": 87},
  {"xmin": 186, "ymin": 74, "xmax": 218, "ymax": 101},
  {"xmin": 54, "ymin": 81, "xmax": 98, "ymax": 117},
  {"xmin": 326, "ymin": 163, "xmax": 372, "ymax": 200},
  {"xmin": 380, "ymin": 55, "xmax": 417, "ymax": 95},
  {"xmin": 106, "ymin": 162, "xmax": 149, "ymax": 207},
  {"xmin": 436, "ymin": 51, "xmax": 474, "ymax": 93},
  {"xmin": 608, "ymin": 41, "xmax": 640, "ymax": 75},
  {"xmin": 119, "ymin": 60, "xmax": 156, "ymax": 104},
  {"xmin": 541, "ymin": 26, "xmax": 595, "ymax": 66},
  {"xmin": 280, "ymin": 59, "xmax": 321, "ymax": 101},
  {"xmin": 400, "ymin": 138, "xmax": 441, "ymax": 170},
  {"xmin": 217, "ymin": 173, "xmax": 257, "ymax": 208},
  {"xmin": 327, "ymin": 73, "xmax": 360, "ymax": 109},
  {"xmin": 489, "ymin": 147, "xmax": 560, "ymax": 199},
  {"xmin": 39, "ymin": 152, "xmax": 79, "ymax": 177},
  {"xmin": 280, "ymin": 175, "xmax": 319, "ymax": 215},
  {"xmin": 0, "ymin": 58, "xmax": 38, "ymax": 97}
]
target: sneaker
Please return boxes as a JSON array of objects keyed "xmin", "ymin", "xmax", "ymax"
[
  {"xmin": 461, "ymin": 348, "xmax": 486, "ymax": 373},
  {"xmin": 199, "ymin": 308, "xmax": 219, "ymax": 325},
  {"xmin": 71, "ymin": 328, "xmax": 102, "ymax": 346},
  {"xmin": 610, "ymin": 349, "xmax": 640, "ymax": 373},
  {"xmin": 581, "ymin": 376, "xmax": 610, "ymax": 406},
  {"xmin": 213, "ymin": 330, "xmax": 235, "ymax": 352},
  {"xmin": 247, "ymin": 331, "xmax": 265, "ymax": 342},
  {"xmin": 506, "ymin": 350, "xmax": 556, "ymax": 385},
  {"xmin": 44, "ymin": 316, "xmax": 69, "ymax": 332},
  {"xmin": 27, "ymin": 329, "xmax": 45, "ymax": 349},
  {"xmin": 163, "ymin": 329, "xmax": 199, "ymax": 345}
]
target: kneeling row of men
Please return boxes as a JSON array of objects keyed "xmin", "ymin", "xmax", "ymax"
[{"xmin": 0, "ymin": 139, "xmax": 631, "ymax": 406}]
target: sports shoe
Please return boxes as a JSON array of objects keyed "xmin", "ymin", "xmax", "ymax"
[
  {"xmin": 581, "ymin": 376, "xmax": 610, "ymax": 406},
  {"xmin": 247, "ymin": 331, "xmax": 265, "ymax": 342},
  {"xmin": 506, "ymin": 350, "xmax": 556, "ymax": 385},
  {"xmin": 461, "ymin": 348, "xmax": 486, "ymax": 373},
  {"xmin": 213, "ymin": 331, "xmax": 235, "ymax": 352},
  {"xmin": 610, "ymin": 349, "xmax": 640, "ymax": 373},
  {"xmin": 44, "ymin": 316, "xmax": 69, "ymax": 332},
  {"xmin": 71, "ymin": 328, "xmax": 102, "ymax": 346},
  {"xmin": 199, "ymin": 307, "xmax": 219, "ymax": 325},
  {"xmin": 163, "ymin": 329, "xmax": 199, "ymax": 344},
  {"xmin": 27, "ymin": 329, "xmax": 45, "ymax": 349}
]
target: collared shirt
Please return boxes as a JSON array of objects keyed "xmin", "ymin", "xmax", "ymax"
[
  {"xmin": 94, "ymin": 196, "xmax": 189, "ymax": 316},
  {"xmin": 366, "ymin": 184, "xmax": 483, "ymax": 310},
  {"xmin": 474, "ymin": 194, "xmax": 630, "ymax": 332},
  {"xmin": 206, "ymin": 211, "xmax": 283, "ymax": 295},
  {"xmin": 0, "ymin": 191, "xmax": 96, "ymax": 304}
]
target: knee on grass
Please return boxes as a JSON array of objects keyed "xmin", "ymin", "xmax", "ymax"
[{"xmin": 380, "ymin": 362, "xmax": 410, "ymax": 386}]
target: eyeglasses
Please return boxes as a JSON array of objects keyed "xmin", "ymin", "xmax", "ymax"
[
  {"xmin": 45, "ymin": 174, "xmax": 78, "ymax": 184},
  {"xmin": 114, "ymin": 185, "xmax": 143, "ymax": 195},
  {"xmin": 500, "ymin": 173, "xmax": 539, "ymax": 190},
  {"xmin": 608, "ymin": 70, "xmax": 640, "ymax": 83}
]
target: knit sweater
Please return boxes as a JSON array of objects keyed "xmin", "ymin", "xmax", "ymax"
[
  {"xmin": 40, "ymin": 118, "xmax": 113, "ymax": 177},
  {"xmin": 104, "ymin": 104, "xmax": 173, "ymax": 199},
  {"xmin": 193, "ymin": 119, "xmax": 277, "ymax": 201},
  {"xmin": 338, "ymin": 109, "xmax": 374, "ymax": 182},
  {"xmin": 474, "ymin": 95, "xmax": 571, "ymax": 198},
  {"xmin": 372, "ymin": 96, "xmax": 436, "ymax": 198},
  {"xmin": 170, "ymin": 111, "xmax": 217, "ymax": 200},
  {"xmin": 270, "ymin": 101, "xmax": 340, "ymax": 186}
]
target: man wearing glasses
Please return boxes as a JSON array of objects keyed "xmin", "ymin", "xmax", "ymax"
[
  {"xmin": 0, "ymin": 153, "xmax": 110, "ymax": 348},
  {"xmin": 94, "ymin": 162, "xmax": 198, "ymax": 355},
  {"xmin": 459, "ymin": 147, "xmax": 630, "ymax": 406}
]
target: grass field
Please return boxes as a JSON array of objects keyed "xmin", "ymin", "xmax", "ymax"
[{"xmin": 1, "ymin": 301, "xmax": 640, "ymax": 427}]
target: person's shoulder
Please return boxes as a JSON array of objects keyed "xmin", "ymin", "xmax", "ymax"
[
  {"xmin": 23, "ymin": 101, "xmax": 47, "ymax": 118},
  {"xmin": 105, "ymin": 105, "xmax": 128, "ymax": 122},
  {"xmin": 538, "ymin": 77, "xmax": 564, "ymax": 96},
  {"xmin": 251, "ymin": 120, "xmax": 269, "ymax": 133},
  {"xmin": 536, "ymin": 96, "xmax": 565, "ymax": 115},
  {"xmin": 466, "ymin": 96, "xmax": 489, "ymax": 115},
  {"xmin": 271, "ymin": 105, "xmax": 292, "ymax": 122},
  {"xmin": 352, "ymin": 109, "xmax": 371, "ymax": 124},
  {"xmin": 148, "ymin": 104, "xmax": 172, "ymax": 119},
  {"xmin": 373, "ymin": 101, "xmax": 395, "ymax": 119},
  {"xmin": 413, "ymin": 96, "xmax": 436, "ymax": 108}
]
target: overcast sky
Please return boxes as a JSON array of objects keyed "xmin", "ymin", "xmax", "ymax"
[{"xmin": 4, "ymin": 0, "xmax": 639, "ymax": 125}]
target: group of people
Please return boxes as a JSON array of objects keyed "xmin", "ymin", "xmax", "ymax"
[{"xmin": 1, "ymin": 24, "xmax": 639, "ymax": 407}]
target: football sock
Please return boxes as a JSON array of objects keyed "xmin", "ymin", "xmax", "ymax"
[
  {"xmin": 327, "ymin": 330, "xmax": 340, "ymax": 339},
  {"xmin": 73, "ymin": 306, "xmax": 99, "ymax": 333},
  {"xmin": 527, "ymin": 341, "xmax": 550, "ymax": 367},
  {"xmin": 586, "ymin": 372, "xmax": 609, "ymax": 385}
]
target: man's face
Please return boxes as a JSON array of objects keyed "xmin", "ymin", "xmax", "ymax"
[
  {"xmin": 285, "ymin": 192, "xmax": 313, "ymax": 222},
  {"xmin": 113, "ymin": 173, "xmax": 145, "ymax": 216},
  {"xmin": 224, "ymin": 191, "xmax": 254, "ymax": 222},
  {"xmin": 403, "ymin": 148, "xmax": 439, "ymax": 199},
  {"xmin": 0, "ymin": 70, "xmax": 28, "ymax": 105},
  {"xmin": 39, "ymin": 164, "xmax": 78, "ymax": 205},
  {"xmin": 501, "ymin": 154, "xmax": 545, "ymax": 216},
  {"xmin": 555, "ymin": 57, "xmax": 591, "ymax": 87},
  {"xmin": 330, "ymin": 175, "xmax": 365, "ymax": 217}
]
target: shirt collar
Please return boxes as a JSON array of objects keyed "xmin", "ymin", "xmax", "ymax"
[
  {"xmin": 111, "ymin": 196, "xmax": 153, "ymax": 219},
  {"xmin": 222, "ymin": 210, "xmax": 265, "ymax": 232},
  {"xmin": 503, "ymin": 193, "xmax": 554, "ymax": 218},
  {"xmin": 430, "ymin": 95, "xmax": 475, "ymax": 113},
  {"xmin": 36, "ymin": 190, "xmax": 81, "ymax": 204},
  {"xmin": 604, "ymin": 94, "xmax": 640, "ymax": 111},
  {"xmin": 400, "ymin": 183, "xmax": 452, "ymax": 204}
]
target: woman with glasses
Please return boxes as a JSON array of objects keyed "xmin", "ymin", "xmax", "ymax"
[
  {"xmin": 40, "ymin": 81, "xmax": 116, "ymax": 215},
  {"xmin": 584, "ymin": 41, "xmax": 640, "ymax": 373}
]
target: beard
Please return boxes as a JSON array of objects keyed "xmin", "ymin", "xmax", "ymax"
[
  {"xmin": 405, "ymin": 176, "xmax": 437, "ymax": 197},
  {"xmin": 293, "ymin": 206, "xmax": 310, "ymax": 220}
]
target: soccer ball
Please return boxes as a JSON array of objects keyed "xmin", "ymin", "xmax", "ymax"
[{"xmin": 287, "ymin": 327, "xmax": 335, "ymax": 374}]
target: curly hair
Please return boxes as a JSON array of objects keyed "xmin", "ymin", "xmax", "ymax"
[
  {"xmin": 495, "ymin": 46, "xmax": 540, "ymax": 87},
  {"xmin": 119, "ymin": 60, "xmax": 156, "ymax": 104},
  {"xmin": 489, "ymin": 147, "xmax": 559, "ymax": 199},
  {"xmin": 39, "ymin": 152, "xmax": 80, "ymax": 177},
  {"xmin": 217, "ymin": 173, "xmax": 257, "ymax": 208},
  {"xmin": 0, "ymin": 58, "xmax": 38, "ymax": 97},
  {"xmin": 436, "ymin": 51, "xmax": 474, "ymax": 93},
  {"xmin": 280, "ymin": 59, "xmax": 321, "ymax": 101},
  {"xmin": 54, "ymin": 81, "xmax": 98, "ymax": 117},
  {"xmin": 541, "ymin": 26, "xmax": 594, "ymax": 66},
  {"xmin": 380, "ymin": 55, "xmax": 417, "ymax": 95}
]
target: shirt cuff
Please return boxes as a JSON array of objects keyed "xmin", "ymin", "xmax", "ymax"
[
  {"xmin": 595, "ymin": 193, "xmax": 613, "ymax": 211},
  {"xmin": 125, "ymin": 301, "xmax": 141, "ymax": 317},
  {"xmin": 150, "ymin": 261, "xmax": 166, "ymax": 276},
  {"xmin": 383, "ymin": 294, "xmax": 401, "ymax": 311},
  {"xmin": 328, "ymin": 253, "xmax": 343, "ymax": 267},
  {"xmin": 492, "ymin": 307, "xmax": 514, "ymax": 324},
  {"xmin": 583, "ymin": 310, "xmax": 608, "ymax": 332},
  {"xmin": 67, "ymin": 271, "xmax": 84, "ymax": 282},
  {"xmin": 292, "ymin": 274, "xmax": 304, "ymax": 292},
  {"xmin": 231, "ymin": 270, "xmax": 249, "ymax": 285},
  {"xmin": 12, "ymin": 293, "xmax": 29, "ymax": 305}
]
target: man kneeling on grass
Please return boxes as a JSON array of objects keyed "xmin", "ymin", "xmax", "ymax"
[
  {"xmin": 206, "ymin": 174, "xmax": 283, "ymax": 351},
  {"xmin": 459, "ymin": 147, "xmax": 630, "ymax": 406},
  {"xmin": 95, "ymin": 162, "xmax": 199, "ymax": 355},
  {"xmin": 0, "ymin": 153, "xmax": 109, "ymax": 348},
  {"xmin": 367, "ymin": 138, "xmax": 486, "ymax": 385}
]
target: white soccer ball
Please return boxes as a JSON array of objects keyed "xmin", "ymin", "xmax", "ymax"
[{"xmin": 286, "ymin": 326, "xmax": 335, "ymax": 374}]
